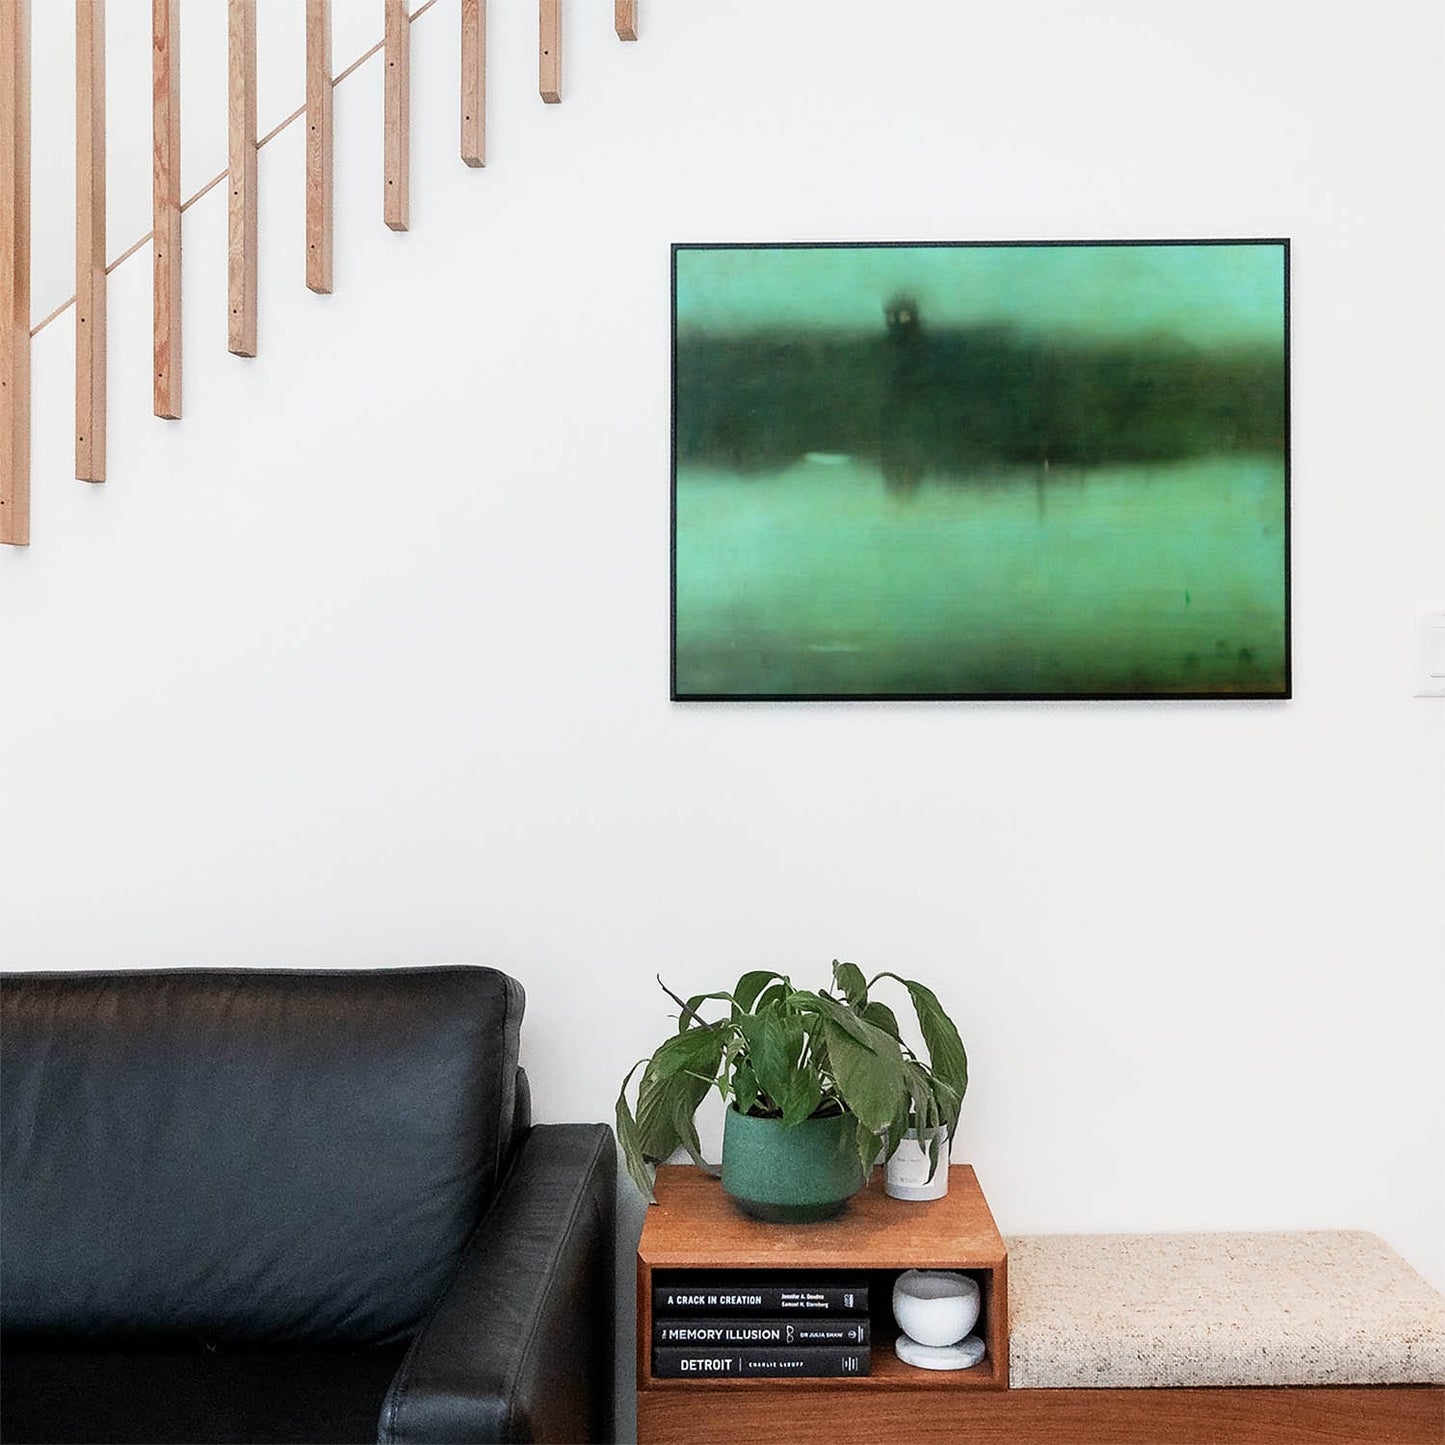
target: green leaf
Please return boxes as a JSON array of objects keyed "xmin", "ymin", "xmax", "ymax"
[
  {"xmin": 900, "ymin": 1061, "xmax": 956, "ymax": 1183},
  {"xmin": 806, "ymin": 992, "xmax": 909, "ymax": 1129},
  {"xmin": 779, "ymin": 1065, "xmax": 823, "ymax": 1129},
  {"xmin": 616, "ymin": 1060, "xmax": 656, "ymax": 1202},
  {"xmin": 802, "ymin": 990, "xmax": 883, "ymax": 1049},
  {"xmin": 719, "ymin": 1035, "xmax": 744, "ymax": 1095},
  {"xmin": 647, "ymin": 1022, "xmax": 728, "ymax": 1082},
  {"xmin": 930, "ymin": 1075, "xmax": 962, "ymax": 1135},
  {"xmin": 736, "ymin": 1005, "xmax": 802, "ymax": 1114},
  {"xmin": 809, "ymin": 1031, "xmax": 839, "ymax": 1112},
  {"xmin": 634, "ymin": 1067, "xmax": 677, "ymax": 1158},
  {"xmin": 926, "ymin": 1126, "xmax": 944, "ymax": 1182},
  {"xmin": 732, "ymin": 970, "xmax": 786, "ymax": 1016},
  {"xmin": 731, "ymin": 1057, "xmax": 761, "ymax": 1116},
  {"xmin": 860, "ymin": 1000, "xmax": 902, "ymax": 1041},
  {"xmin": 754, "ymin": 982, "xmax": 789, "ymax": 1014},
  {"xmin": 874, "ymin": 973, "xmax": 969, "ymax": 1112},
  {"xmin": 854, "ymin": 1115, "xmax": 883, "ymax": 1179},
  {"xmin": 643, "ymin": 1073, "xmax": 711, "ymax": 1160},
  {"xmin": 832, "ymin": 960, "xmax": 868, "ymax": 1007},
  {"xmin": 669, "ymin": 1083, "xmax": 717, "ymax": 1175},
  {"xmin": 902, "ymin": 1060, "xmax": 937, "ymax": 1136},
  {"xmin": 881, "ymin": 1092, "xmax": 911, "ymax": 1168},
  {"xmin": 818, "ymin": 1014, "xmax": 905, "ymax": 1132},
  {"xmin": 638, "ymin": 1023, "xmax": 716, "ymax": 1156}
]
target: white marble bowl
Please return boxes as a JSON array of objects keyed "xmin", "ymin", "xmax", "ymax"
[{"xmin": 892, "ymin": 1269, "xmax": 981, "ymax": 1348}]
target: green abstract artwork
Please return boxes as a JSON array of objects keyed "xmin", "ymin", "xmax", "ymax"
[{"xmin": 671, "ymin": 240, "xmax": 1290, "ymax": 700}]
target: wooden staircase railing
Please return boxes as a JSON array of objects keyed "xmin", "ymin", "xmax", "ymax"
[
  {"xmin": 1, "ymin": 0, "xmax": 29, "ymax": 543},
  {"xmin": 0, "ymin": 0, "xmax": 639, "ymax": 548}
]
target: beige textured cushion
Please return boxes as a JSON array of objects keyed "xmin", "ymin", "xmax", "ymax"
[{"xmin": 1004, "ymin": 1230, "xmax": 1445, "ymax": 1388}]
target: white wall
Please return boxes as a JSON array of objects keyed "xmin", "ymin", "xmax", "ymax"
[{"xmin": 5, "ymin": 0, "xmax": 1443, "ymax": 1410}]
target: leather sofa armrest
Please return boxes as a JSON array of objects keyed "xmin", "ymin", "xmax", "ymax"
[{"xmin": 379, "ymin": 1123, "xmax": 616, "ymax": 1445}]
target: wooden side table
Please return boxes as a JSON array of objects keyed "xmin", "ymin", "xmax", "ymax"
[{"xmin": 636, "ymin": 1164, "xmax": 1008, "ymax": 1444}]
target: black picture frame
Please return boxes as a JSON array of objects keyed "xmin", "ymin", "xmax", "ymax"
[{"xmin": 671, "ymin": 239, "xmax": 1291, "ymax": 702}]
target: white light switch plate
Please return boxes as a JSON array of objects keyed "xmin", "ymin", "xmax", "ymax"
[{"xmin": 1418, "ymin": 610, "xmax": 1445, "ymax": 697}]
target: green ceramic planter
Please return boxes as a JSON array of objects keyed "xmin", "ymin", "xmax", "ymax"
[{"xmin": 721, "ymin": 1107, "xmax": 867, "ymax": 1223}]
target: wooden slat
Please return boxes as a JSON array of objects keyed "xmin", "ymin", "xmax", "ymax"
[
  {"xmin": 639, "ymin": 1386, "xmax": 1445, "ymax": 1445},
  {"xmin": 227, "ymin": 0, "xmax": 257, "ymax": 356},
  {"xmin": 1, "ymin": 0, "xmax": 29, "ymax": 543},
  {"xmin": 76, "ymin": 1, "xmax": 106, "ymax": 482},
  {"xmin": 615, "ymin": 0, "xmax": 637, "ymax": 42},
  {"xmin": 305, "ymin": 0, "xmax": 332, "ymax": 292},
  {"xmin": 152, "ymin": 0, "xmax": 181, "ymax": 418},
  {"xmin": 539, "ymin": 0, "xmax": 560, "ymax": 103},
  {"xmin": 460, "ymin": 0, "xmax": 484, "ymax": 167},
  {"xmin": 383, "ymin": 0, "xmax": 409, "ymax": 231}
]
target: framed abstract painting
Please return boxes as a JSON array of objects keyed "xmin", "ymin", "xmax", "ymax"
[{"xmin": 671, "ymin": 239, "xmax": 1290, "ymax": 700}]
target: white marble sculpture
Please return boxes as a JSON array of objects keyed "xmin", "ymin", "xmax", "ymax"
[{"xmin": 892, "ymin": 1268, "xmax": 986, "ymax": 1371}]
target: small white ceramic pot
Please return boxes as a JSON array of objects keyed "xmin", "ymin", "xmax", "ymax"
[
  {"xmin": 883, "ymin": 1126, "xmax": 950, "ymax": 1201},
  {"xmin": 892, "ymin": 1269, "xmax": 981, "ymax": 1348}
]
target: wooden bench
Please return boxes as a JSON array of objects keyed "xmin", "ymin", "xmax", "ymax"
[
  {"xmin": 995, "ymin": 1229, "xmax": 1445, "ymax": 1444},
  {"xmin": 633, "ymin": 1169, "xmax": 1444, "ymax": 1444}
]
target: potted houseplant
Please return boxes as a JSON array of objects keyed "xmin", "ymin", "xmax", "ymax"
[{"xmin": 616, "ymin": 960, "xmax": 967, "ymax": 1222}]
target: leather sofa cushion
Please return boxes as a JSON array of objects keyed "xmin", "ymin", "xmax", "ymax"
[
  {"xmin": 1, "ymin": 968, "xmax": 522, "ymax": 1347},
  {"xmin": 1, "ymin": 1342, "xmax": 406, "ymax": 1444}
]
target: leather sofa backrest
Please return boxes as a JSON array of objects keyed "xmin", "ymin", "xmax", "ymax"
[{"xmin": 0, "ymin": 967, "xmax": 523, "ymax": 1348}]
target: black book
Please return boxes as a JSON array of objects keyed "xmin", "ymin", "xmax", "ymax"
[
  {"xmin": 654, "ymin": 1317, "xmax": 870, "ymax": 1347},
  {"xmin": 653, "ymin": 1345, "xmax": 870, "ymax": 1379},
  {"xmin": 652, "ymin": 1281, "xmax": 868, "ymax": 1315}
]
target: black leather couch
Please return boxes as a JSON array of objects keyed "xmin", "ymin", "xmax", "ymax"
[{"xmin": 0, "ymin": 967, "xmax": 616, "ymax": 1445}]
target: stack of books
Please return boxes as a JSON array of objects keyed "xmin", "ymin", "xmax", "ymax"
[{"xmin": 652, "ymin": 1276, "xmax": 871, "ymax": 1378}]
